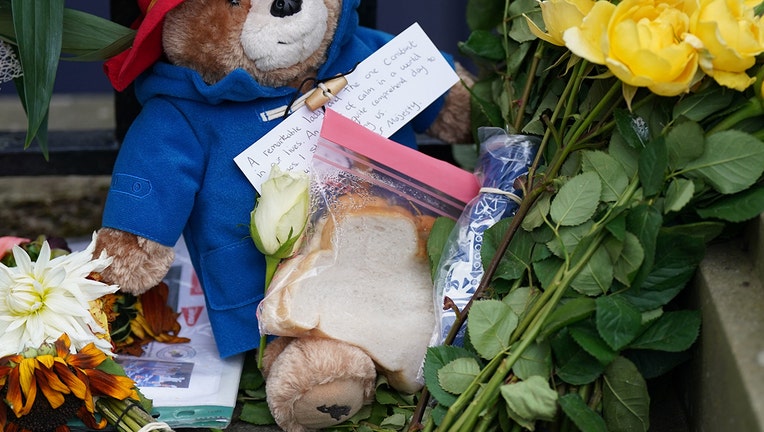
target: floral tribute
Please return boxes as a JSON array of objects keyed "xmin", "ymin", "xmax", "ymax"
[
  {"xmin": 401, "ymin": 0, "xmax": 764, "ymax": 430},
  {"xmin": 0, "ymin": 235, "xmax": 182, "ymax": 432}
]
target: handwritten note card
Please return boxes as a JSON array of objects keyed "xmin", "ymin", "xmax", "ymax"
[{"xmin": 234, "ymin": 22, "xmax": 459, "ymax": 192}]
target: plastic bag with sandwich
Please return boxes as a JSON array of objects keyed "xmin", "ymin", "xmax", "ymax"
[{"xmin": 257, "ymin": 110, "xmax": 479, "ymax": 393}]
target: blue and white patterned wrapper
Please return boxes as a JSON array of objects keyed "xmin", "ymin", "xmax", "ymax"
[{"xmin": 432, "ymin": 128, "xmax": 540, "ymax": 347}]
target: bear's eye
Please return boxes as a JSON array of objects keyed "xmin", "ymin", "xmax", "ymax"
[{"xmin": 228, "ymin": 0, "xmax": 240, "ymax": 5}]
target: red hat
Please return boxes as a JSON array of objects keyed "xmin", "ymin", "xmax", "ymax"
[{"xmin": 104, "ymin": 0, "xmax": 186, "ymax": 91}]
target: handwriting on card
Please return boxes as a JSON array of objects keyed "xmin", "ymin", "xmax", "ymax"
[{"xmin": 235, "ymin": 22, "xmax": 458, "ymax": 192}]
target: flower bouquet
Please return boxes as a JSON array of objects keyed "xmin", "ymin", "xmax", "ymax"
[
  {"xmin": 406, "ymin": 0, "xmax": 764, "ymax": 430},
  {"xmin": 0, "ymin": 234, "xmax": 181, "ymax": 432}
]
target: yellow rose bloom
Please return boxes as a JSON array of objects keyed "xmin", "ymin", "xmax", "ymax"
[
  {"xmin": 527, "ymin": 0, "xmax": 595, "ymax": 46},
  {"xmin": 691, "ymin": 0, "xmax": 764, "ymax": 90},
  {"xmin": 564, "ymin": 0, "xmax": 700, "ymax": 96}
]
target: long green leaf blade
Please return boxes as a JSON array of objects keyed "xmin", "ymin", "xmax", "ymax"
[{"xmin": 12, "ymin": 0, "xmax": 64, "ymax": 156}]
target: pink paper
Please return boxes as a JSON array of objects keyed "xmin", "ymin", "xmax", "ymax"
[{"xmin": 320, "ymin": 109, "xmax": 479, "ymax": 204}]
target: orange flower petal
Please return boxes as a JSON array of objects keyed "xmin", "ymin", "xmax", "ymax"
[
  {"xmin": 67, "ymin": 344, "xmax": 107, "ymax": 369},
  {"xmin": 0, "ymin": 400, "xmax": 7, "ymax": 430},
  {"xmin": 54, "ymin": 334, "xmax": 72, "ymax": 357},
  {"xmin": 52, "ymin": 363, "xmax": 88, "ymax": 401},
  {"xmin": 35, "ymin": 366, "xmax": 71, "ymax": 409},
  {"xmin": 83, "ymin": 368, "xmax": 137, "ymax": 400},
  {"xmin": 5, "ymin": 368, "xmax": 23, "ymax": 415},
  {"xmin": 77, "ymin": 405, "xmax": 107, "ymax": 430}
]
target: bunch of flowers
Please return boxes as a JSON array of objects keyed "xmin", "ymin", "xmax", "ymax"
[
  {"xmin": 0, "ymin": 235, "xmax": 177, "ymax": 432},
  {"xmin": 405, "ymin": 0, "xmax": 764, "ymax": 430}
]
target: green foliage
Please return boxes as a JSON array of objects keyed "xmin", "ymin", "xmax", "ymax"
[
  {"xmin": 419, "ymin": 31, "xmax": 764, "ymax": 426},
  {"xmin": 0, "ymin": 0, "xmax": 134, "ymax": 157}
]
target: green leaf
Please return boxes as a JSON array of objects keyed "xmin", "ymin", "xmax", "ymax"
[
  {"xmin": 696, "ymin": 185, "xmax": 764, "ymax": 222},
  {"xmin": 612, "ymin": 232, "xmax": 645, "ymax": 286},
  {"xmin": 512, "ymin": 341, "xmax": 552, "ymax": 380},
  {"xmin": 638, "ymin": 136, "xmax": 668, "ymax": 197},
  {"xmin": 666, "ymin": 121, "xmax": 705, "ymax": 170},
  {"xmin": 522, "ymin": 192, "xmax": 551, "ymax": 231},
  {"xmin": 626, "ymin": 205, "xmax": 663, "ymax": 290},
  {"xmin": 508, "ymin": 0, "xmax": 540, "ymax": 43},
  {"xmin": 438, "ymin": 357, "xmax": 482, "ymax": 395},
  {"xmin": 661, "ymin": 222, "xmax": 724, "ymax": 243},
  {"xmin": 380, "ymin": 413, "xmax": 407, "ymax": 429},
  {"xmin": 629, "ymin": 310, "xmax": 700, "ymax": 352},
  {"xmin": 570, "ymin": 321, "xmax": 618, "ymax": 366},
  {"xmin": 571, "ymin": 244, "xmax": 613, "ymax": 296},
  {"xmin": 12, "ymin": 0, "xmax": 64, "ymax": 156},
  {"xmin": 539, "ymin": 296, "xmax": 596, "ymax": 340},
  {"xmin": 61, "ymin": 7, "xmax": 134, "ymax": 60},
  {"xmin": 552, "ymin": 329, "xmax": 605, "ymax": 385},
  {"xmin": 459, "ymin": 30, "xmax": 505, "ymax": 62},
  {"xmin": 559, "ymin": 393, "xmax": 608, "ymax": 432},
  {"xmin": 606, "ymin": 213, "xmax": 627, "ymax": 242},
  {"xmin": 239, "ymin": 401, "xmax": 276, "ymax": 425},
  {"xmin": 468, "ymin": 299, "xmax": 519, "ymax": 359},
  {"xmin": 484, "ymin": 219, "xmax": 534, "ymax": 282},
  {"xmin": 596, "ymin": 295, "xmax": 643, "ymax": 351},
  {"xmin": 625, "ymin": 231, "xmax": 705, "ymax": 310},
  {"xmin": 466, "ymin": 0, "xmax": 505, "ymax": 30},
  {"xmin": 615, "ymin": 109, "xmax": 650, "ymax": 149},
  {"xmin": 683, "ymin": 130, "xmax": 764, "ymax": 194},
  {"xmin": 503, "ymin": 287, "xmax": 537, "ymax": 319},
  {"xmin": 672, "ymin": 85, "xmax": 734, "ymax": 122},
  {"xmin": 547, "ymin": 220, "xmax": 594, "ymax": 259},
  {"xmin": 550, "ymin": 172, "xmax": 602, "ymax": 227},
  {"xmin": 603, "ymin": 357, "xmax": 650, "ymax": 432},
  {"xmin": 533, "ymin": 256, "xmax": 564, "ymax": 290},
  {"xmin": 239, "ymin": 352, "xmax": 266, "ymax": 390},
  {"xmin": 500, "ymin": 375, "xmax": 559, "ymax": 428},
  {"xmin": 471, "ymin": 78, "xmax": 505, "ymax": 128},
  {"xmin": 664, "ymin": 178, "xmax": 695, "ymax": 213},
  {"xmin": 609, "ymin": 132, "xmax": 640, "ymax": 178},
  {"xmin": 625, "ymin": 349, "xmax": 691, "ymax": 379},
  {"xmin": 423, "ymin": 345, "xmax": 478, "ymax": 407},
  {"xmin": 582, "ymin": 150, "xmax": 630, "ymax": 202},
  {"xmin": 428, "ymin": 217, "xmax": 456, "ymax": 278}
]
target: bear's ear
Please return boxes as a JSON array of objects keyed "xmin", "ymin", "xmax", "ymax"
[{"xmin": 162, "ymin": 0, "xmax": 253, "ymax": 84}]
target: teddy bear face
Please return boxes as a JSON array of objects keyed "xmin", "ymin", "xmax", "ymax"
[{"xmin": 162, "ymin": 0, "xmax": 341, "ymax": 87}]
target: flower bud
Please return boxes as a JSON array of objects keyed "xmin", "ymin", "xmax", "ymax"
[{"xmin": 250, "ymin": 165, "xmax": 310, "ymax": 259}]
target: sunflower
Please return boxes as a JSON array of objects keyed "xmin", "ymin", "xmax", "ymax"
[{"xmin": 0, "ymin": 334, "xmax": 140, "ymax": 432}]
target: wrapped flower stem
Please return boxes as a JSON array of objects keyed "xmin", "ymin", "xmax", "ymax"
[{"xmin": 96, "ymin": 397, "xmax": 174, "ymax": 432}]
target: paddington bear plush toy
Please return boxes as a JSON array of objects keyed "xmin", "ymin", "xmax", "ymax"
[{"xmin": 96, "ymin": 0, "xmax": 472, "ymax": 430}]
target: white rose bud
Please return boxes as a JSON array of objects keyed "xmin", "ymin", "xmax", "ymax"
[{"xmin": 250, "ymin": 165, "xmax": 310, "ymax": 259}]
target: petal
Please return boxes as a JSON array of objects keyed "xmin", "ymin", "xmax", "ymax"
[
  {"xmin": 35, "ymin": 367, "xmax": 66, "ymax": 409},
  {"xmin": 77, "ymin": 404, "xmax": 108, "ymax": 429},
  {"xmin": 563, "ymin": 1, "xmax": 616, "ymax": 64},
  {"xmin": 68, "ymin": 343, "xmax": 108, "ymax": 369},
  {"xmin": 709, "ymin": 69, "xmax": 757, "ymax": 90},
  {"xmin": 52, "ymin": 362, "xmax": 88, "ymax": 400},
  {"xmin": 84, "ymin": 369, "xmax": 137, "ymax": 400},
  {"xmin": 527, "ymin": 14, "xmax": 566, "ymax": 46}
]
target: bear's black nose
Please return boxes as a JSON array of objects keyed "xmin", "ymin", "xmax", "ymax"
[{"xmin": 270, "ymin": 0, "xmax": 302, "ymax": 17}]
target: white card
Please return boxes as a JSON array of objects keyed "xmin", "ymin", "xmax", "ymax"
[{"xmin": 234, "ymin": 22, "xmax": 459, "ymax": 192}]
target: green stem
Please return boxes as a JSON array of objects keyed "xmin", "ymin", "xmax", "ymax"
[
  {"xmin": 257, "ymin": 255, "xmax": 281, "ymax": 370},
  {"xmin": 565, "ymin": 77, "xmax": 622, "ymax": 147},
  {"xmin": 514, "ymin": 42, "xmax": 545, "ymax": 133},
  {"xmin": 707, "ymin": 96, "xmax": 764, "ymax": 134}
]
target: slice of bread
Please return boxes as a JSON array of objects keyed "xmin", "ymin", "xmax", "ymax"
[{"xmin": 259, "ymin": 204, "xmax": 435, "ymax": 394}]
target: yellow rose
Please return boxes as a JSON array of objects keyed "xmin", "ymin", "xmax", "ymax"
[
  {"xmin": 526, "ymin": 0, "xmax": 595, "ymax": 46},
  {"xmin": 564, "ymin": 0, "xmax": 700, "ymax": 96},
  {"xmin": 691, "ymin": 0, "xmax": 764, "ymax": 90}
]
